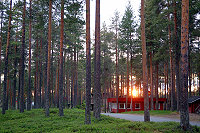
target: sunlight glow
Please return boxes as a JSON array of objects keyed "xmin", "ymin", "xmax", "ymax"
[{"xmin": 132, "ymin": 89, "xmax": 137, "ymax": 97}]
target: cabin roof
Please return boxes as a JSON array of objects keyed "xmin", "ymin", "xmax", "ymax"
[{"xmin": 188, "ymin": 96, "xmax": 200, "ymax": 104}]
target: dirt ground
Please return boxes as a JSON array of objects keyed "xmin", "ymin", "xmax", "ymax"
[{"xmin": 155, "ymin": 112, "xmax": 200, "ymax": 122}]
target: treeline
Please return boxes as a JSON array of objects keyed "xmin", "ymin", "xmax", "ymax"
[{"xmin": 0, "ymin": 0, "xmax": 86, "ymax": 114}]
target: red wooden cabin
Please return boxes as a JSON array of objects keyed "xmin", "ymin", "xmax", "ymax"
[
  {"xmin": 107, "ymin": 97, "xmax": 166, "ymax": 113},
  {"xmin": 188, "ymin": 96, "xmax": 200, "ymax": 114}
]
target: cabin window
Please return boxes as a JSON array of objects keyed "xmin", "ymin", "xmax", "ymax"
[
  {"xmin": 135, "ymin": 103, "xmax": 140, "ymax": 109},
  {"xmin": 127, "ymin": 103, "xmax": 131, "ymax": 109},
  {"xmin": 112, "ymin": 103, "xmax": 117, "ymax": 109},
  {"xmin": 119, "ymin": 103, "xmax": 125, "ymax": 109}
]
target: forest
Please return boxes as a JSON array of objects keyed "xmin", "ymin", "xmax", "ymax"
[{"xmin": 0, "ymin": 0, "xmax": 199, "ymax": 131}]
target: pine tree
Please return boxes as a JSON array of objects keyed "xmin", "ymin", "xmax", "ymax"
[
  {"xmin": 2, "ymin": 0, "xmax": 12, "ymax": 115},
  {"xmin": 94, "ymin": 0, "xmax": 101, "ymax": 120},
  {"xmin": 59, "ymin": 0, "xmax": 64, "ymax": 116},
  {"xmin": 46, "ymin": 0, "xmax": 52, "ymax": 117},
  {"xmin": 180, "ymin": 0, "xmax": 190, "ymax": 130},
  {"xmin": 141, "ymin": 0, "xmax": 150, "ymax": 122},
  {"xmin": 85, "ymin": 0, "xmax": 91, "ymax": 124},
  {"xmin": 27, "ymin": 0, "xmax": 32, "ymax": 111}
]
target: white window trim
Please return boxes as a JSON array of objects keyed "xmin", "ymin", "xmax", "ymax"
[
  {"xmin": 119, "ymin": 103, "xmax": 125, "ymax": 109},
  {"xmin": 158, "ymin": 103, "xmax": 160, "ymax": 110},
  {"xmin": 127, "ymin": 103, "xmax": 131, "ymax": 109},
  {"xmin": 135, "ymin": 103, "xmax": 140, "ymax": 109}
]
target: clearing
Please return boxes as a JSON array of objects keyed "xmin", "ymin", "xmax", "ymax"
[{"xmin": 0, "ymin": 109, "xmax": 200, "ymax": 133}]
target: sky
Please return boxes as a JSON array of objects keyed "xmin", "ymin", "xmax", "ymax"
[{"xmin": 89, "ymin": 0, "xmax": 141, "ymax": 35}]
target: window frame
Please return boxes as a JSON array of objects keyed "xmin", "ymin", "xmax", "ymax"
[
  {"xmin": 119, "ymin": 103, "xmax": 125, "ymax": 109},
  {"xmin": 127, "ymin": 103, "xmax": 131, "ymax": 109},
  {"xmin": 135, "ymin": 103, "xmax": 140, "ymax": 109}
]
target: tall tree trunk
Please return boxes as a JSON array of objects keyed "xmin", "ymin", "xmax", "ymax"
[
  {"xmin": 164, "ymin": 64, "xmax": 167, "ymax": 110},
  {"xmin": 155, "ymin": 63, "xmax": 159, "ymax": 110},
  {"xmin": 27, "ymin": 0, "xmax": 32, "ymax": 111},
  {"xmin": 35, "ymin": 39, "xmax": 39, "ymax": 108},
  {"xmin": 188, "ymin": 47, "xmax": 191, "ymax": 97},
  {"xmin": 130, "ymin": 54, "xmax": 133, "ymax": 111},
  {"xmin": 6, "ymin": 72, "xmax": 10, "ymax": 110},
  {"xmin": 94, "ymin": 0, "xmax": 101, "ymax": 119},
  {"xmin": 168, "ymin": 12, "xmax": 176, "ymax": 111},
  {"xmin": 19, "ymin": 0, "xmax": 26, "ymax": 113},
  {"xmin": 125, "ymin": 50, "xmax": 129, "ymax": 112},
  {"xmin": 46, "ymin": 0, "xmax": 52, "ymax": 116},
  {"xmin": 12, "ymin": 18, "xmax": 18, "ymax": 110},
  {"xmin": 116, "ymin": 25, "xmax": 119, "ymax": 113},
  {"xmin": 166, "ymin": 63, "xmax": 170, "ymax": 110},
  {"xmin": 173, "ymin": 0, "xmax": 180, "ymax": 111},
  {"xmin": 66, "ymin": 55, "xmax": 70, "ymax": 108},
  {"xmin": 42, "ymin": 71, "xmax": 45, "ymax": 108},
  {"xmin": 63, "ymin": 51, "xmax": 66, "ymax": 108},
  {"xmin": 55, "ymin": 66, "xmax": 58, "ymax": 107},
  {"xmin": 50, "ymin": 40, "xmax": 54, "ymax": 107},
  {"xmin": 71, "ymin": 53, "xmax": 74, "ymax": 108},
  {"xmin": 44, "ymin": 38, "xmax": 48, "ymax": 108},
  {"xmin": 76, "ymin": 51, "xmax": 79, "ymax": 105},
  {"xmin": 73, "ymin": 47, "xmax": 77, "ymax": 107},
  {"xmin": 57, "ymin": 59, "xmax": 60, "ymax": 108},
  {"xmin": 180, "ymin": 0, "xmax": 190, "ymax": 130},
  {"xmin": 150, "ymin": 51, "xmax": 153, "ymax": 110},
  {"xmin": 59, "ymin": 0, "xmax": 64, "ymax": 116},
  {"xmin": 38, "ymin": 39, "xmax": 42, "ymax": 108},
  {"xmin": 103, "ymin": 51, "xmax": 107, "ymax": 113},
  {"xmin": 0, "ymin": 10, "xmax": 3, "ymax": 108},
  {"xmin": 141, "ymin": 0, "xmax": 150, "ymax": 122},
  {"xmin": 2, "ymin": 0, "xmax": 12, "ymax": 115}
]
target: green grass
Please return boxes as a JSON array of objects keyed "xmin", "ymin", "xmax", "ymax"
[
  {"xmin": 0, "ymin": 109, "xmax": 199, "ymax": 133},
  {"xmin": 122, "ymin": 110, "xmax": 177, "ymax": 115}
]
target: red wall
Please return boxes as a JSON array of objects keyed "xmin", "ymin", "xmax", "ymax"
[
  {"xmin": 109, "ymin": 101, "xmax": 164, "ymax": 113},
  {"xmin": 189, "ymin": 100, "xmax": 200, "ymax": 113}
]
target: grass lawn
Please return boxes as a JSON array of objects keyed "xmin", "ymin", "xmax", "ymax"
[
  {"xmin": 0, "ymin": 109, "xmax": 199, "ymax": 133},
  {"xmin": 122, "ymin": 110, "xmax": 177, "ymax": 115}
]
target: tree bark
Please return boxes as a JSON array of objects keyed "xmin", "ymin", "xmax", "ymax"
[
  {"xmin": 56, "ymin": 60, "xmax": 60, "ymax": 108},
  {"xmin": 116, "ymin": 23, "xmax": 119, "ymax": 113},
  {"xmin": 27, "ymin": 0, "xmax": 32, "ymax": 111},
  {"xmin": 166, "ymin": 63, "xmax": 170, "ymax": 110},
  {"xmin": 12, "ymin": 17, "xmax": 18, "ymax": 110},
  {"xmin": 85, "ymin": 0, "xmax": 91, "ymax": 119},
  {"xmin": 155, "ymin": 63, "xmax": 159, "ymax": 110},
  {"xmin": 38, "ymin": 39, "xmax": 42, "ymax": 108},
  {"xmin": 168, "ymin": 12, "xmax": 176, "ymax": 111},
  {"xmin": 63, "ymin": 51, "xmax": 66, "ymax": 108},
  {"xmin": 173, "ymin": 0, "xmax": 180, "ymax": 111},
  {"xmin": 19, "ymin": 0, "xmax": 26, "ymax": 113},
  {"xmin": 2, "ymin": 0, "xmax": 12, "ymax": 115},
  {"xmin": 188, "ymin": 47, "xmax": 191, "ymax": 97},
  {"xmin": 35, "ymin": 39, "xmax": 39, "ymax": 108},
  {"xmin": 71, "ymin": 53, "xmax": 74, "ymax": 108},
  {"xmin": 125, "ymin": 50, "xmax": 129, "ymax": 112},
  {"xmin": 141, "ymin": 0, "xmax": 150, "ymax": 122},
  {"xmin": 50, "ymin": 40, "xmax": 54, "ymax": 107},
  {"xmin": 150, "ymin": 51, "xmax": 153, "ymax": 110},
  {"xmin": 164, "ymin": 64, "xmax": 167, "ymax": 110},
  {"xmin": 73, "ymin": 47, "xmax": 77, "ymax": 107},
  {"xmin": 59, "ymin": 0, "xmax": 64, "ymax": 116},
  {"xmin": 180, "ymin": 0, "xmax": 190, "ymax": 130},
  {"xmin": 94, "ymin": 0, "xmax": 101, "ymax": 119},
  {"xmin": 46, "ymin": 0, "xmax": 52, "ymax": 116},
  {"xmin": 0, "ymin": 10, "xmax": 3, "ymax": 108}
]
